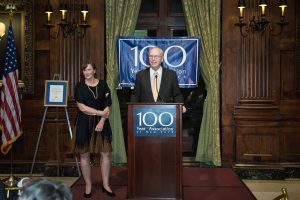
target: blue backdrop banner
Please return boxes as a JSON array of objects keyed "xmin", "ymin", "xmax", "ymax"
[{"xmin": 117, "ymin": 37, "xmax": 201, "ymax": 88}]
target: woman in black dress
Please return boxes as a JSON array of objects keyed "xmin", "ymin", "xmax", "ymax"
[{"xmin": 72, "ymin": 61, "xmax": 115, "ymax": 198}]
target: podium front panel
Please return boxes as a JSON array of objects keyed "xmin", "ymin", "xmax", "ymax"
[{"xmin": 128, "ymin": 103, "xmax": 182, "ymax": 199}]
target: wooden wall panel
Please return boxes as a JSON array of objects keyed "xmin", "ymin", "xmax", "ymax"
[
  {"xmin": 297, "ymin": 1, "xmax": 300, "ymax": 94},
  {"xmin": 221, "ymin": 126, "xmax": 235, "ymax": 166},
  {"xmin": 280, "ymin": 126, "xmax": 300, "ymax": 161},
  {"xmin": 236, "ymin": 125, "xmax": 279, "ymax": 161},
  {"xmin": 34, "ymin": 1, "xmax": 50, "ymax": 42},
  {"xmin": 222, "ymin": 0, "xmax": 300, "ymax": 166},
  {"xmin": 34, "ymin": 50, "xmax": 50, "ymax": 98},
  {"xmin": 88, "ymin": 0, "xmax": 105, "ymax": 79},
  {"xmin": 280, "ymin": 52, "xmax": 296, "ymax": 99},
  {"xmin": 44, "ymin": 122, "xmax": 72, "ymax": 162}
]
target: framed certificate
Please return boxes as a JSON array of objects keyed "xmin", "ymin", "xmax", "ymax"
[{"xmin": 44, "ymin": 80, "xmax": 68, "ymax": 107}]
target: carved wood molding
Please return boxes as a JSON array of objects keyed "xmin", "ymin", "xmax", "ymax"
[{"xmin": 233, "ymin": 107, "xmax": 280, "ymax": 121}]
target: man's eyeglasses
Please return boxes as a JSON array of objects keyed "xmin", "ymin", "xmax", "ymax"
[{"xmin": 149, "ymin": 55, "xmax": 162, "ymax": 60}]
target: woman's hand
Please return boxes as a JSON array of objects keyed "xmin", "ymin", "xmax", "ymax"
[{"xmin": 95, "ymin": 120, "xmax": 105, "ymax": 132}]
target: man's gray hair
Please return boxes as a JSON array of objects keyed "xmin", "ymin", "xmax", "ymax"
[{"xmin": 19, "ymin": 179, "xmax": 72, "ymax": 200}]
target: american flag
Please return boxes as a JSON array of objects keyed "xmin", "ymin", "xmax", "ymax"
[{"xmin": 0, "ymin": 22, "xmax": 22, "ymax": 155}]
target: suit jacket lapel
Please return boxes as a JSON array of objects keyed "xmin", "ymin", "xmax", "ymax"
[
  {"xmin": 145, "ymin": 68, "xmax": 153, "ymax": 100},
  {"xmin": 159, "ymin": 68, "xmax": 167, "ymax": 96}
]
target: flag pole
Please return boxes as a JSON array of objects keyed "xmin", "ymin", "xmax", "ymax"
[
  {"xmin": 1, "ymin": 7, "xmax": 20, "ymax": 188},
  {"xmin": 2, "ymin": 145, "xmax": 20, "ymax": 187}
]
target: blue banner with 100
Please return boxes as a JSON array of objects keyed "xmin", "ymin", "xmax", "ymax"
[{"xmin": 117, "ymin": 37, "xmax": 201, "ymax": 88}]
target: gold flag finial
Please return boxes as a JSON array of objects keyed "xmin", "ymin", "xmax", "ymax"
[{"xmin": 6, "ymin": 3, "xmax": 16, "ymax": 19}]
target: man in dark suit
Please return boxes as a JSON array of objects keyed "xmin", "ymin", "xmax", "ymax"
[{"xmin": 131, "ymin": 46, "xmax": 186, "ymax": 112}]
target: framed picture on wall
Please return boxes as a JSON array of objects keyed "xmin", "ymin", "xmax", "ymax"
[
  {"xmin": 0, "ymin": 0, "xmax": 34, "ymax": 94},
  {"xmin": 44, "ymin": 80, "xmax": 68, "ymax": 107},
  {"xmin": 0, "ymin": 12, "xmax": 24, "ymax": 77}
]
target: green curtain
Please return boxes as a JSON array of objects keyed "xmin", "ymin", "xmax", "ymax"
[
  {"xmin": 105, "ymin": 0, "xmax": 141, "ymax": 164},
  {"xmin": 182, "ymin": 0, "xmax": 221, "ymax": 166}
]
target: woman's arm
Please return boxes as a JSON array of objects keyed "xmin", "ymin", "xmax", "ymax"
[
  {"xmin": 95, "ymin": 116, "xmax": 107, "ymax": 132},
  {"xmin": 77, "ymin": 102, "xmax": 109, "ymax": 118}
]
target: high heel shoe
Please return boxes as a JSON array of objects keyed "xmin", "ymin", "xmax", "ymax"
[
  {"xmin": 84, "ymin": 192, "xmax": 92, "ymax": 198},
  {"xmin": 102, "ymin": 185, "xmax": 116, "ymax": 197}
]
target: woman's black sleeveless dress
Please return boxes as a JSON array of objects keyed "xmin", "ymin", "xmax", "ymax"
[{"xmin": 71, "ymin": 80, "xmax": 112, "ymax": 153}]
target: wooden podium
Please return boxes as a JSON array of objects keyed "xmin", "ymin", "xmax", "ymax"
[{"xmin": 127, "ymin": 103, "xmax": 183, "ymax": 199}]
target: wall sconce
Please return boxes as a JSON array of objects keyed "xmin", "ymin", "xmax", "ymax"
[
  {"xmin": 45, "ymin": 2, "xmax": 90, "ymax": 39},
  {"xmin": 235, "ymin": 0, "xmax": 288, "ymax": 37}
]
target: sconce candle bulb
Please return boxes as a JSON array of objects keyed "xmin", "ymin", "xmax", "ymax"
[
  {"xmin": 259, "ymin": 0, "xmax": 267, "ymax": 16},
  {"xmin": 81, "ymin": 4, "xmax": 89, "ymax": 22},
  {"xmin": 238, "ymin": 0, "xmax": 245, "ymax": 20},
  {"xmin": 279, "ymin": 0, "xmax": 287, "ymax": 17},
  {"xmin": 59, "ymin": 3, "xmax": 68, "ymax": 21},
  {"xmin": 280, "ymin": 6, "xmax": 285, "ymax": 17},
  {"xmin": 45, "ymin": 5, "xmax": 53, "ymax": 23}
]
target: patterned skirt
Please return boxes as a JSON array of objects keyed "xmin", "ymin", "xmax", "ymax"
[{"xmin": 71, "ymin": 128, "xmax": 112, "ymax": 154}]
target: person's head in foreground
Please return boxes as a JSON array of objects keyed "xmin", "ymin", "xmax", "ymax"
[{"xmin": 18, "ymin": 179, "xmax": 72, "ymax": 200}]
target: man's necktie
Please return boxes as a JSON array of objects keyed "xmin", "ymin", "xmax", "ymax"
[{"xmin": 152, "ymin": 72, "xmax": 158, "ymax": 102}]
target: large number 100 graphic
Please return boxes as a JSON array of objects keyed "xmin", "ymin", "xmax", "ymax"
[
  {"xmin": 136, "ymin": 112, "xmax": 174, "ymax": 127},
  {"xmin": 131, "ymin": 45, "xmax": 187, "ymax": 68}
]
